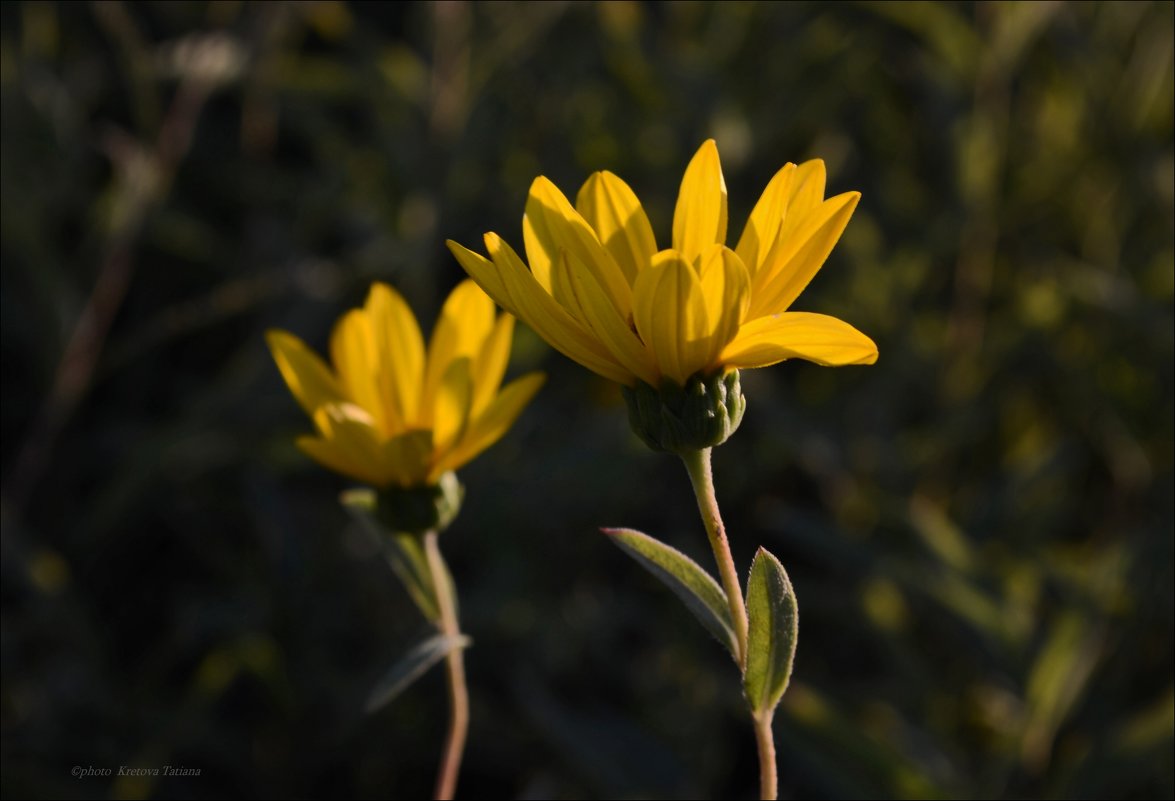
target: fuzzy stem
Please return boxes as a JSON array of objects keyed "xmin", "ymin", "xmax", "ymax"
[
  {"xmin": 680, "ymin": 447, "xmax": 749, "ymax": 668},
  {"xmin": 683, "ymin": 448, "xmax": 782, "ymax": 799},
  {"xmin": 754, "ymin": 712, "xmax": 778, "ymax": 800}
]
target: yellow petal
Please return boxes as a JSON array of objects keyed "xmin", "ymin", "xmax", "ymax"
[
  {"xmin": 431, "ymin": 357, "xmax": 473, "ymax": 456},
  {"xmin": 749, "ymin": 191, "xmax": 860, "ymax": 319},
  {"xmin": 470, "ymin": 314, "xmax": 513, "ymax": 418},
  {"xmin": 559, "ymin": 251, "xmax": 658, "ymax": 385},
  {"xmin": 575, "ymin": 171, "xmax": 657, "ymax": 284},
  {"xmin": 524, "ymin": 176, "xmax": 632, "ymax": 319},
  {"xmin": 329, "ymin": 309, "xmax": 387, "ymax": 433},
  {"xmin": 365, "ymin": 282, "xmax": 425, "ymax": 430},
  {"xmin": 297, "ymin": 436, "xmax": 387, "ymax": 487},
  {"xmin": 447, "ymin": 240, "xmax": 512, "ymax": 314},
  {"xmin": 311, "ymin": 403, "xmax": 393, "ymax": 485},
  {"xmin": 734, "ymin": 163, "xmax": 796, "ymax": 277},
  {"xmin": 788, "ymin": 159, "xmax": 827, "ymax": 221},
  {"xmin": 383, "ymin": 429, "xmax": 434, "ymax": 488},
  {"xmin": 266, "ymin": 329, "xmax": 344, "ymax": 418},
  {"xmin": 520, "ymin": 221, "xmax": 554, "ymax": 297},
  {"xmin": 546, "ymin": 245, "xmax": 586, "ymax": 326},
  {"xmin": 749, "ymin": 160, "xmax": 829, "ymax": 291},
  {"xmin": 485, "ymin": 233, "xmax": 634, "ymax": 385},
  {"xmin": 434, "ymin": 372, "xmax": 545, "ymax": 478},
  {"xmin": 721, "ymin": 312, "xmax": 878, "ymax": 369},
  {"xmin": 672, "ymin": 139, "xmax": 728, "ymax": 263},
  {"xmin": 696, "ymin": 244, "xmax": 751, "ymax": 368},
  {"xmin": 422, "ymin": 280, "xmax": 494, "ymax": 423},
  {"xmin": 632, "ymin": 251, "xmax": 711, "ymax": 386}
]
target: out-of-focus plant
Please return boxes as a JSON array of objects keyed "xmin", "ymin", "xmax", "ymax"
[{"xmin": 267, "ymin": 280, "xmax": 543, "ymax": 799}]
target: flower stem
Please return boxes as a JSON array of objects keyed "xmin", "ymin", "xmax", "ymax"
[
  {"xmin": 682, "ymin": 448, "xmax": 780, "ymax": 800},
  {"xmin": 681, "ymin": 447, "xmax": 750, "ymax": 668},
  {"xmin": 422, "ymin": 530, "xmax": 468, "ymax": 801},
  {"xmin": 753, "ymin": 712, "xmax": 778, "ymax": 800}
]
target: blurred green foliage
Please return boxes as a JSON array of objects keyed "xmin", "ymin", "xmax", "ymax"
[{"xmin": 2, "ymin": 2, "xmax": 1172, "ymax": 798}]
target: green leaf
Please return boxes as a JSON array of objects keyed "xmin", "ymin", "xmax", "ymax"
[
  {"xmin": 744, "ymin": 547, "xmax": 799, "ymax": 716},
  {"xmin": 365, "ymin": 633, "xmax": 471, "ymax": 714},
  {"xmin": 341, "ymin": 489, "xmax": 441, "ymax": 622},
  {"xmin": 605, "ymin": 527, "xmax": 737, "ymax": 658},
  {"xmin": 387, "ymin": 532, "xmax": 446, "ymax": 622}
]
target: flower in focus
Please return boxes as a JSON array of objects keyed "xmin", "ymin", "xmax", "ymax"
[
  {"xmin": 266, "ymin": 280, "xmax": 544, "ymax": 489},
  {"xmin": 447, "ymin": 139, "xmax": 877, "ymax": 390}
]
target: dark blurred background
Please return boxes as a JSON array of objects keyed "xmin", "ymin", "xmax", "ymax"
[{"xmin": 2, "ymin": 2, "xmax": 1172, "ymax": 799}]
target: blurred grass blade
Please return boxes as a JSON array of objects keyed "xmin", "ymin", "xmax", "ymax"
[
  {"xmin": 744, "ymin": 547, "xmax": 799, "ymax": 716},
  {"xmin": 604, "ymin": 527, "xmax": 737, "ymax": 658},
  {"xmin": 341, "ymin": 489, "xmax": 441, "ymax": 622},
  {"xmin": 1021, "ymin": 611, "xmax": 1104, "ymax": 769},
  {"xmin": 365, "ymin": 633, "xmax": 471, "ymax": 714}
]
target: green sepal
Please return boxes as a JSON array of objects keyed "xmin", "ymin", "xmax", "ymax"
[
  {"xmin": 622, "ymin": 370, "xmax": 746, "ymax": 455},
  {"xmin": 743, "ymin": 547, "xmax": 799, "ymax": 716},
  {"xmin": 372, "ymin": 470, "xmax": 464, "ymax": 535},
  {"xmin": 605, "ymin": 527, "xmax": 738, "ymax": 659},
  {"xmin": 364, "ymin": 632, "xmax": 471, "ymax": 714}
]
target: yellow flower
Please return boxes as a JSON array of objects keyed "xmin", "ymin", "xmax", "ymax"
[
  {"xmin": 266, "ymin": 280, "xmax": 544, "ymax": 489},
  {"xmin": 447, "ymin": 139, "xmax": 877, "ymax": 388}
]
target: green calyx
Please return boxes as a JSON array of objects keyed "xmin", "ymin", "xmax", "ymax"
[
  {"xmin": 374, "ymin": 471, "xmax": 465, "ymax": 536},
  {"xmin": 622, "ymin": 370, "xmax": 746, "ymax": 455}
]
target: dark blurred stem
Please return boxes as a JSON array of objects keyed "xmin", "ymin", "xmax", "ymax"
[
  {"xmin": 754, "ymin": 712, "xmax": 778, "ymax": 800},
  {"xmin": 5, "ymin": 76, "xmax": 212, "ymax": 512},
  {"xmin": 422, "ymin": 530, "xmax": 468, "ymax": 801},
  {"xmin": 681, "ymin": 448, "xmax": 749, "ymax": 667}
]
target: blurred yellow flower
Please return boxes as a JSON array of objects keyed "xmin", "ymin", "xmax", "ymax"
[
  {"xmin": 448, "ymin": 139, "xmax": 877, "ymax": 388},
  {"xmin": 266, "ymin": 280, "xmax": 544, "ymax": 488}
]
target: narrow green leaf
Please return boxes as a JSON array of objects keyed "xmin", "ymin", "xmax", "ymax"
[
  {"xmin": 339, "ymin": 487, "xmax": 379, "ymax": 516},
  {"xmin": 341, "ymin": 489, "xmax": 440, "ymax": 622},
  {"xmin": 388, "ymin": 532, "xmax": 445, "ymax": 622},
  {"xmin": 365, "ymin": 633, "xmax": 471, "ymax": 714},
  {"xmin": 744, "ymin": 547, "xmax": 799, "ymax": 716},
  {"xmin": 605, "ymin": 527, "xmax": 737, "ymax": 657}
]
